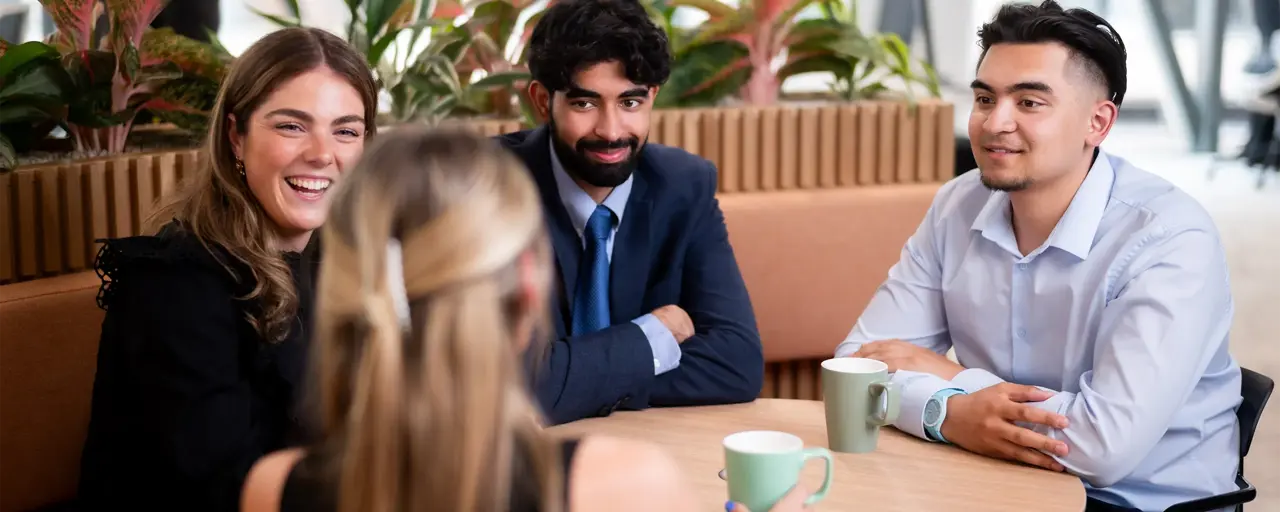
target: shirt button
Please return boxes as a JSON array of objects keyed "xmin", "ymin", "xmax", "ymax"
[
  {"xmin": 1017, "ymin": 328, "xmax": 1027, "ymax": 337},
  {"xmin": 1018, "ymin": 263, "xmax": 1029, "ymax": 270}
]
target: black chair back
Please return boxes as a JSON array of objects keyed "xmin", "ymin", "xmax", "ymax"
[{"xmin": 1238, "ymin": 368, "xmax": 1274, "ymax": 458}]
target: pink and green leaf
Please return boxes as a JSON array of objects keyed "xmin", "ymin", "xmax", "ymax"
[
  {"xmin": 39, "ymin": 0, "xmax": 99, "ymax": 50},
  {"xmin": 0, "ymin": 39, "xmax": 9, "ymax": 59},
  {"xmin": 140, "ymin": 28, "xmax": 228, "ymax": 80},
  {"xmin": 105, "ymin": 0, "xmax": 167, "ymax": 52}
]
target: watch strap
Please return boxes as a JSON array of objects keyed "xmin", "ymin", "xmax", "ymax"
[{"xmin": 924, "ymin": 388, "xmax": 967, "ymax": 443}]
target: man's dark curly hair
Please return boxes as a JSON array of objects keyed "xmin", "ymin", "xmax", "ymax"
[
  {"xmin": 526, "ymin": 0, "xmax": 672, "ymax": 93},
  {"xmin": 978, "ymin": 0, "xmax": 1127, "ymax": 107}
]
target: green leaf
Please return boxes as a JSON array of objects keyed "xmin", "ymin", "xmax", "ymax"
[
  {"xmin": 121, "ymin": 42, "xmax": 140, "ymax": 81},
  {"xmin": 63, "ymin": 49, "xmax": 118, "ymax": 90},
  {"xmin": 0, "ymin": 102, "xmax": 57, "ymax": 124},
  {"xmin": 0, "ymin": 134, "xmax": 15, "ymax": 171},
  {"xmin": 659, "ymin": 39, "xmax": 749, "ymax": 107},
  {"xmin": 0, "ymin": 41, "xmax": 61, "ymax": 79},
  {"xmin": 471, "ymin": 70, "xmax": 529, "ymax": 89},
  {"xmin": 0, "ymin": 62, "xmax": 74, "ymax": 103},
  {"xmin": 468, "ymin": 0, "xmax": 521, "ymax": 49},
  {"xmin": 776, "ymin": 53, "xmax": 850, "ymax": 84},
  {"xmin": 365, "ymin": 0, "xmax": 408, "ymax": 48}
]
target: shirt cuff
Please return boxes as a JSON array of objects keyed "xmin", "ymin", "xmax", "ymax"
[
  {"xmin": 951, "ymin": 368, "xmax": 1006, "ymax": 393},
  {"xmin": 633, "ymin": 314, "xmax": 681, "ymax": 375},
  {"xmin": 890, "ymin": 370, "xmax": 957, "ymax": 441}
]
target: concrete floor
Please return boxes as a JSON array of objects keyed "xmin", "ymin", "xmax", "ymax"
[{"xmin": 1109, "ymin": 120, "xmax": 1279, "ymax": 511}]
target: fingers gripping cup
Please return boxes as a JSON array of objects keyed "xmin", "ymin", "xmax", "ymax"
[
  {"xmin": 722, "ymin": 431, "xmax": 833, "ymax": 511},
  {"xmin": 821, "ymin": 357, "xmax": 901, "ymax": 453}
]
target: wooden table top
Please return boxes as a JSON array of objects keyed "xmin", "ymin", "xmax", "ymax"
[{"xmin": 549, "ymin": 398, "xmax": 1086, "ymax": 511}]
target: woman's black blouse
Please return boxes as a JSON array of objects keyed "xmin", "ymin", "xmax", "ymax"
[{"xmin": 75, "ymin": 223, "xmax": 319, "ymax": 512}]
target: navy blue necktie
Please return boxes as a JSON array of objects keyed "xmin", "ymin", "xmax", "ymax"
[{"xmin": 572, "ymin": 206, "xmax": 613, "ymax": 336}]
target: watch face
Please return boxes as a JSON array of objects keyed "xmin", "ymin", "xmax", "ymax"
[{"xmin": 924, "ymin": 399, "xmax": 941, "ymax": 425}]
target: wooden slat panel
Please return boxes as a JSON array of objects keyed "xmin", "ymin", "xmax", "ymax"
[
  {"xmin": 777, "ymin": 361, "xmax": 796, "ymax": 399},
  {"xmin": 87, "ymin": 162, "xmax": 110, "ymax": 260},
  {"xmin": 740, "ymin": 108, "xmax": 761, "ymax": 192},
  {"xmin": 681, "ymin": 109, "xmax": 701, "ymax": 158},
  {"xmin": 659, "ymin": 110, "xmax": 682, "ymax": 146},
  {"xmin": 0, "ymin": 172, "xmax": 13, "ymax": 282},
  {"xmin": 759, "ymin": 359, "xmax": 825, "ymax": 400},
  {"xmin": 915, "ymin": 103, "xmax": 939, "ymax": 183},
  {"xmin": 177, "ymin": 150, "xmax": 199, "ymax": 191},
  {"xmin": 63, "ymin": 164, "xmax": 88, "ymax": 271},
  {"xmin": 896, "ymin": 105, "xmax": 918, "ymax": 183},
  {"xmin": 156, "ymin": 151, "xmax": 178, "ymax": 198},
  {"xmin": 108, "ymin": 158, "xmax": 132, "ymax": 238},
  {"xmin": 857, "ymin": 103, "xmax": 878, "ymax": 185},
  {"xmin": 39, "ymin": 167, "xmax": 63, "ymax": 273},
  {"xmin": 936, "ymin": 102, "xmax": 956, "ymax": 182},
  {"xmin": 719, "ymin": 109, "xmax": 742, "ymax": 193},
  {"xmin": 16, "ymin": 170, "xmax": 38, "ymax": 278},
  {"xmin": 131, "ymin": 155, "xmax": 155, "ymax": 235},
  {"xmin": 699, "ymin": 110, "xmax": 723, "ymax": 187},
  {"xmin": 837, "ymin": 105, "xmax": 858, "ymax": 187},
  {"xmin": 796, "ymin": 361, "xmax": 816, "ymax": 400},
  {"xmin": 758, "ymin": 108, "xmax": 779, "ymax": 191},
  {"xmin": 778, "ymin": 107, "xmax": 799, "ymax": 190},
  {"xmin": 877, "ymin": 102, "xmax": 899, "ymax": 184},
  {"xmin": 798, "ymin": 107, "xmax": 819, "ymax": 189},
  {"xmin": 818, "ymin": 106, "xmax": 838, "ymax": 188}
]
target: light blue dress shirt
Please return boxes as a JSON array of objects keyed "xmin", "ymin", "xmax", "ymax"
[
  {"xmin": 834, "ymin": 151, "xmax": 1243, "ymax": 511},
  {"xmin": 549, "ymin": 140, "xmax": 682, "ymax": 375}
]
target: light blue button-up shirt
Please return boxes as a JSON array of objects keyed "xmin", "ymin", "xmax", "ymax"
[
  {"xmin": 835, "ymin": 151, "xmax": 1242, "ymax": 511},
  {"xmin": 549, "ymin": 140, "xmax": 682, "ymax": 375}
]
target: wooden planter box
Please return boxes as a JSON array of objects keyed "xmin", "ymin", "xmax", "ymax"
[
  {"xmin": 1, "ymin": 100, "xmax": 954, "ymax": 284},
  {"xmin": 1, "ymin": 149, "xmax": 208, "ymax": 285}
]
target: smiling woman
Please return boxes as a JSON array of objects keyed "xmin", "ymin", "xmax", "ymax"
[{"xmin": 75, "ymin": 27, "xmax": 378, "ymax": 512}]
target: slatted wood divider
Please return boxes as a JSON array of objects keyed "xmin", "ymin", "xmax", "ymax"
[
  {"xmin": 3, "ymin": 101, "xmax": 954, "ymax": 284},
  {"xmin": 2, "ymin": 149, "xmax": 205, "ymax": 284},
  {"xmin": 759, "ymin": 358, "xmax": 825, "ymax": 401}
]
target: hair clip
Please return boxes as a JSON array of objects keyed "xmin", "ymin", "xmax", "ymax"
[{"xmin": 385, "ymin": 238, "xmax": 411, "ymax": 331}]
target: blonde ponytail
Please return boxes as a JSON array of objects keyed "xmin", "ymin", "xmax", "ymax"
[{"xmin": 314, "ymin": 128, "xmax": 564, "ymax": 512}]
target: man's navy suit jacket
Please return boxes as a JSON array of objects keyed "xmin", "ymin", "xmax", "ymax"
[{"xmin": 496, "ymin": 126, "xmax": 764, "ymax": 425}]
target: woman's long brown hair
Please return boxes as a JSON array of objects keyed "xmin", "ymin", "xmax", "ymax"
[
  {"xmin": 314, "ymin": 127, "xmax": 563, "ymax": 512},
  {"xmin": 145, "ymin": 27, "xmax": 378, "ymax": 343}
]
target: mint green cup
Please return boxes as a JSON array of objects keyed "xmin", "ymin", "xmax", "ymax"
[
  {"xmin": 722, "ymin": 430, "xmax": 833, "ymax": 511},
  {"xmin": 821, "ymin": 357, "xmax": 901, "ymax": 453}
]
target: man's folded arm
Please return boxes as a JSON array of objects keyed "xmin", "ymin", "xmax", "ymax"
[
  {"xmin": 946, "ymin": 227, "xmax": 1234, "ymax": 488},
  {"xmin": 531, "ymin": 323, "xmax": 656, "ymax": 425},
  {"xmin": 648, "ymin": 182, "xmax": 763, "ymax": 406}
]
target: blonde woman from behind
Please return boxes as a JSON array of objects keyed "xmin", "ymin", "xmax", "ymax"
[{"xmin": 237, "ymin": 127, "xmax": 704, "ymax": 512}]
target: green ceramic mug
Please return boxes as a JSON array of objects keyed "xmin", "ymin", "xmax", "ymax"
[
  {"xmin": 722, "ymin": 430, "xmax": 833, "ymax": 511},
  {"xmin": 821, "ymin": 357, "xmax": 901, "ymax": 453}
]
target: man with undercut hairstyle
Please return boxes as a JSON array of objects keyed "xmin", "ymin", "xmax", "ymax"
[
  {"xmin": 497, "ymin": 0, "xmax": 763, "ymax": 426},
  {"xmin": 832, "ymin": 2, "xmax": 1243, "ymax": 511}
]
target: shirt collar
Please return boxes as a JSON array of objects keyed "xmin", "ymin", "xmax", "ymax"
[
  {"xmin": 972, "ymin": 149, "xmax": 1116, "ymax": 260},
  {"xmin": 548, "ymin": 137, "xmax": 632, "ymax": 233}
]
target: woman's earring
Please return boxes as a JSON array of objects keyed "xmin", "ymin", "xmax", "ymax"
[{"xmin": 235, "ymin": 159, "xmax": 246, "ymax": 179}]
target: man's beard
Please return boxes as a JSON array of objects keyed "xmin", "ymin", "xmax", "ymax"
[
  {"xmin": 549, "ymin": 118, "xmax": 643, "ymax": 188},
  {"xmin": 980, "ymin": 173, "xmax": 1033, "ymax": 192}
]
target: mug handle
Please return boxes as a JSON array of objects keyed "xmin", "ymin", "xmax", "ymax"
[
  {"xmin": 800, "ymin": 447, "xmax": 834, "ymax": 506},
  {"xmin": 869, "ymin": 381, "xmax": 901, "ymax": 426}
]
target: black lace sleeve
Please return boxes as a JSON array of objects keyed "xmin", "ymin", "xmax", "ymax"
[{"xmin": 92, "ymin": 229, "xmax": 240, "ymax": 312}]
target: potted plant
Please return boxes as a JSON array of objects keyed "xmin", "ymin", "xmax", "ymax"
[{"xmin": 0, "ymin": 0, "xmax": 231, "ymax": 285}]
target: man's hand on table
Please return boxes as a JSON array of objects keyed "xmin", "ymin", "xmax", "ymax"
[
  {"xmin": 851, "ymin": 339, "xmax": 964, "ymax": 379},
  {"xmin": 940, "ymin": 383, "xmax": 1071, "ymax": 472}
]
